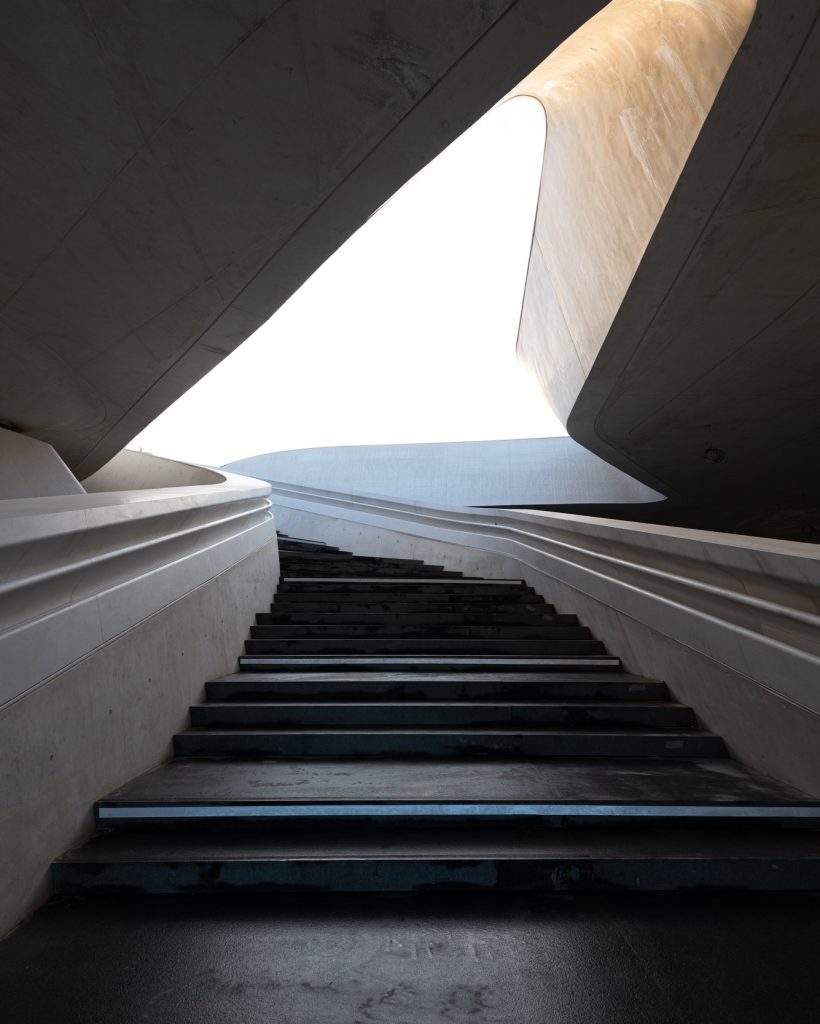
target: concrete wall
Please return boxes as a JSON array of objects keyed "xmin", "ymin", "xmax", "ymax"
[
  {"xmin": 0, "ymin": 540, "xmax": 278, "ymax": 937},
  {"xmin": 227, "ymin": 437, "xmax": 663, "ymax": 507},
  {"xmin": 513, "ymin": 0, "xmax": 755, "ymax": 423},
  {"xmin": 272, "ymin": 487, "xmax": 820, "ymax": 800},
  {"xmin": 0, "ymin": 425, "xmax": 84, "ymax": 499},
  {"xmin": 83, "ymin": 449, "xmax": 223, "ymax": 491}
]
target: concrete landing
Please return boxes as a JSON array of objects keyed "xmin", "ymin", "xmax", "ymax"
[{"xmin": 1, "ymin": 894, "xmax": 818, "ymax": 1022}]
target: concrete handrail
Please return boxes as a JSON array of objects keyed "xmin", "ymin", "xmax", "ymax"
[
  {"xmin": 268, "ymin": 479, "xmax": 820, "ymax": 719},
  {"xmin": 0, "ymin": 465, "xmax": 275, "ymax": 710}
]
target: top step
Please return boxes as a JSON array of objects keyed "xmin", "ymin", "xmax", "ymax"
[{"xmin": 278, "ymin": 579, "xmax": 530, "ymax": 590}]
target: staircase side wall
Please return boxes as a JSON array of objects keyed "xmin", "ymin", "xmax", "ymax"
[{"xmin": 0, "ymin": 540, "xmax": 278, "ymax": 938}]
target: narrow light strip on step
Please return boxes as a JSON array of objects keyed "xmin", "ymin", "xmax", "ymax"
[{"xmin": 97, "ymin": 802, "xmax": 820, "ymax": 820}]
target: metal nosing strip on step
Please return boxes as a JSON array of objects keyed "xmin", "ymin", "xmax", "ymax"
[
  {"xmin": 239, "ymin": 656, "xmax": 619, "ymax": 666},
  {"xmin": 280, "ymin": 578, "xmax": 525, "ymax": 584},
  {"xmin": 97, "ymin": 803, "xmax": 820, "ymax": 820}
]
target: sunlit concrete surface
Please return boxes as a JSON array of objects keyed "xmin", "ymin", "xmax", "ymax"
[{"xmin": 227, "ymin": 437, "xmax": 663, "ymax": 507}]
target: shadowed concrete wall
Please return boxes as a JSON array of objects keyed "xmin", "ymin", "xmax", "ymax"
[
  {"xmin": 0, "ymin": 0, "xmax": 604, "ymax": 476},
  {"xmin": 513, "ymin": 1, "xmax": 820, "ymax": 534},
  {"xmin": 0, "ymin": 426, "xmax": 84, "ymax": 499},
  {"xmin": 226, "ymin": 437, "xmax": 663, "ymax": 507}
]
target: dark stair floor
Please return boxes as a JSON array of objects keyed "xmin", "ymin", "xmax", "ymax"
[
  {"xmin": 50, "ymin": 532, "xmax": 820, "ymax": 894},
  {"xmin": 1, "ymin": 893, "xmax": 819, "ymax": 1023}
]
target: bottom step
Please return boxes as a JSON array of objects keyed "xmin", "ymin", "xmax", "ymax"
[{"xmin": 54, "ymin": 828, "xmax": 820, "ymax": 893}]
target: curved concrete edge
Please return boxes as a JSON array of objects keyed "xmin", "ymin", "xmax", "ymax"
[
  {"xmin": 0, "ymin": 453, "xmax": 277, "ymax": 709},
  {"xmin": 268, "ymin": 480, "xmax": 820, "ymax": 797},
  {"xmin": 225, "ymin": 437, "xmax": 664, "ymax": 509},
  {"xmin": 513, "ymin": 0, "xmax": 755, "ymax": 427},
  {"xmin": 83, "ymin": 449, "xmax": 226, "ymax": 491}
]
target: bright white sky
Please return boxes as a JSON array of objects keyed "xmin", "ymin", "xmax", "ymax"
[{"xmin": 129, "ymin": 96, "xmax": 564, "ymax": 467}]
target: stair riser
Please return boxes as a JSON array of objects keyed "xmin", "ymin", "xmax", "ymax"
[
  {"xmin": 274, "ymin": 589, "xmax": 532, "ymax": 598},
  {"xmin": 238, "ymin": 656, "xmax": 621, "ymax": 672},
  {"xmin": 258, "ymin": 612, "xmax": 573, "ymax": 625},
  {"xmin": 189, "ymin": 705, "xmax": 696, "ymax": 729},
  {"xmin": 206, "ymin": 680, "xmax": 669, "ymax": 701},
  {"xmin": 243, "ymin": 638, "xmax": 606, "ymax": 655},
  {"xmin": 270, "ymin": 600, "xmax": 555, "ymax": 613},
  {"xmin": 172, "ymin": 733, "xmax": 725, "ymax": 758},
  {"xmin": 280, "ymin": 569, "xmax": 465, "ymax": 578},
  {"xmin": 52, "ymin": 857, "xmax": 820, "ymax": 894},
  {"xmin": 244, "ymin": 639, "xmax": 607, "ymax": 655},
  {"xmin": 249, "ymin": 625, "xmax": 593, "ymax": 639}
]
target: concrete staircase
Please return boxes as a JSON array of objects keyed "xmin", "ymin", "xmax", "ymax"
[{"xmin": 53, "ymin": 534, "xmax": 820, "ymax": 893}]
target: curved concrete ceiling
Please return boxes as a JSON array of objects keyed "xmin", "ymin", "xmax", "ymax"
[{"xmin": 0, "ymin": 0, "xmax": 603, "ymax": 476}]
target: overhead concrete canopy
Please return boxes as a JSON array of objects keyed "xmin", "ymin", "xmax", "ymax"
[{"xmin": 0, "ymin": 0, "xmax": 603, "ymax": 477}]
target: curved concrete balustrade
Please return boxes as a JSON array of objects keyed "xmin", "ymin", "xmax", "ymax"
[
  {"xmin": 0, "ymin": 452, "xmax": 278, "ymax": 932},
  {"xmin": 0, "ymin": 458, "xmax": 275, "ymax": 709},
  {"xmin": 269, "ymin": 480, "xmax": 820, "ymax": 796},
  {"xmin": 226, "ymin": 437, "xmax": 664, "ymax": 509}
]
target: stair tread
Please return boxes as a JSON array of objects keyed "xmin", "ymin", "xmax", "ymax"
[
  {"xmin": 58, "ymin": 827, "xmax": 820, "ymax": 863},
  {"xmin": 214, "ymin": 671, "xmax": 651, "ymax": 683},
  {"xmin": 199, "ymin": 700, "xmax": 684, "ymax": 709},
  {"xmin": 98, "ymin": 757, "xmax": 816, "ymax": 807}
]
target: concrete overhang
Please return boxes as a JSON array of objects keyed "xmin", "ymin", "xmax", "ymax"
[
  {"xmin": 0, "ymin": 0, "xmax": 603, "ymax": 477},
  {"xmin": 570, "ymin": 3, "xmax": 820, "ymax": 531},
  {"xmin": 513, "ymin": 0, "xmax": 820, "ymax": 533}
]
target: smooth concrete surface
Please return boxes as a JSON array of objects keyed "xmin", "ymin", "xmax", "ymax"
[
  {"xmin": 571, "ymin": 1, "xmax": 820, "ymax": 534},
  {"xmin": 1, "ymin": 893, "xmax": 819, "ymax": 1022},
  {"xmin": 0, "ymin": 461, "xmax": 275, "ymax": 709},
  {"xmin": 514, "ymin": 1, "xmax": 820, "ymax": 534},
  {"xmin": 514, "ymin": 0, "xmax": 754, "ymax": 423},
  {"xmin": 270, "ymin": 483, "xmax": 820, "ymax": 797},
  {"xmin": 0, "ymin": 425, "xmax": 84, "ymax": 499},
  {"xmin": 0, "ymin": 0, "xmax": 604, "ymax": 475},
  {"xmin": 84, "ymin": 449, "xmax": 223, "ymax": 491},
  {"xmin": 0, "ymin": 540, "xmax": 278, "ymax": 939},
  {"xmin": 226, "ymin": 437, "xmax": 663, "ymax": 507}
]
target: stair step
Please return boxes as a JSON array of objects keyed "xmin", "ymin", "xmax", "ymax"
[
  {"xmin": 277, "ymin": 579, "xmax": 531, "ymax": 592},
  {"xmin": 190, "ymin": 701, "xmax": 697, "ymax": 729},
  {"xmin": 52, "ymin": 827, "xmax": 820, "ymax": 894},
  {"xmin": 171, "ymin": 727, "xmax": 725, "ymax": 759},
  {"xmin": 238, "ymin": 655, "xmax": 621, "ymax": 672},
  {"xmin": 94, "ymin": 758, "xmax": 820, "ymax": 828},
  {"xmin": 257, "ymin": 611, "xmax": 574, "ymax": 625},
  {"xmin": 271, "ymin": 598, "xmax": 555, "ymax": 612},
  {"xmin": 206, "ymin": 672, "xmax": 669, "ymax": 701},
  {"xmin": 243, "ymin": 638, "xmax": 607, "ymax": 655},
  {"xmin": 280, "ymin": 569, "xmax": 466, "ymax": 577},
  {"xmin": 249, "ymin": 624, "xmax": 592, "ymax": 640}
]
